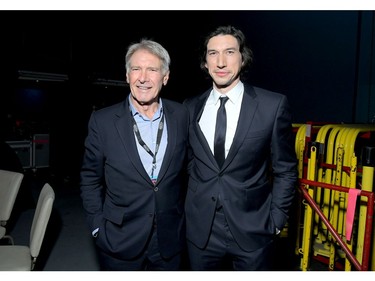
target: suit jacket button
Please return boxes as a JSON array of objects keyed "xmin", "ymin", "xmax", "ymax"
[
  {"xmin": 211, "ymin": 197, "xmax": 216, "ymax": 202},
  {"xmin": 154, "ymin": 186, "xmax": 159, "ymax": 192}
]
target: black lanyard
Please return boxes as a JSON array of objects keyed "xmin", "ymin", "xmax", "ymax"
[{"xmin": 130, "ymin": 110, "xmax": 165, "ymax": 184}]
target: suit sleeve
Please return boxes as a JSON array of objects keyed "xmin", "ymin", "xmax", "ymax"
[
  {"xmin": 270, "ymin": 95, "xmax": 298, "ymax": 230},
  {"xmin": 80, "ymin": 112, "xmax": 105, "ymax": 233}
]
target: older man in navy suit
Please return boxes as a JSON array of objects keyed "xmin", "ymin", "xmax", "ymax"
[
  {"xmin": 184, "ymin": 26, "xmax": 298, "ymax": 270},
  {"xmin": 80, "ymin": 39, "xmax": 189, "ymax": 270}
]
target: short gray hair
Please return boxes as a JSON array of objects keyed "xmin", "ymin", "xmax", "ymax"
[{"xmin": 125, "ymin": 39, "xmax": 170, "ymax": 75}]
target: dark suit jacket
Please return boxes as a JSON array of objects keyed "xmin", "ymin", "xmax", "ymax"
[
  {"xmin": 184, "ymin": 83, "xmax": 298, "ymax": 252},
  {"xmin": 80, "ymin": 97, "xmax": 189, "ymax": 260}
]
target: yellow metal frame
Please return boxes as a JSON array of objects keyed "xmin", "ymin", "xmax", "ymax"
[{"xmin": 295, "ymin": 123, "xmax": 375, "ymax": 271}]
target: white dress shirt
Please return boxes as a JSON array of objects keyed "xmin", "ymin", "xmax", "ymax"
[{"xmin": 199, "ymin": 81, "xmax": 244, "ymax": 158}]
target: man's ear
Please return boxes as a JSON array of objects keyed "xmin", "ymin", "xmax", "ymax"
[{"xmin": 163, "ymin": 72, "xmax": 170, "ymax": 86}]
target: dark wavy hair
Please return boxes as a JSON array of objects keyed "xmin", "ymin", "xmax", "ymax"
[{"xmin": 200, "ymin": 25, "xmax": 253, "ymax": 79}]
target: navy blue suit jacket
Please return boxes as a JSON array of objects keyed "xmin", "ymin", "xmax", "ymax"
[
  {"xmin": 184, "ymin": 83, "xmax": 298, "ymax": 251},
  {"xmin": 80, "ymin": 97, "xmax": 189, "ymax": 259}
]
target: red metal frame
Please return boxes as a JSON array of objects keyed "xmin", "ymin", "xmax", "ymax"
[{"xmin": 299, "ymin": 178, "xmax": 374, "ymax": 271}]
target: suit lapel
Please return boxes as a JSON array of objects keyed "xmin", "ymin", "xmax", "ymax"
[
  {"xmin": 192, "ymin": 90, "xmax": 219, "ymax": 168},
  {"xmin": 223, "ymin": 85, "xmax": 258, "ymax": 168},
  {"xmin": 156, "ymin": 102, "xmax": 175, "ymax": 183},
  {"xmin": 115, "ymin": 99, "xmax": 152, "ymax": 184}
]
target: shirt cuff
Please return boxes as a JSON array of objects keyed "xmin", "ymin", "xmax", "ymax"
[{"xmin": 92, "ymin": 228, "xmax": 99, "ymax": 237}]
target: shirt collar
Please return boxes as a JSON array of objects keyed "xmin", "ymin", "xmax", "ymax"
[
  {"xmin": 211, "ymin": 81, "xmax": 244, "ymax": 106},
  {"xmin": 128, "ymin": 94, "xmax": 163, "ymax": 120}
]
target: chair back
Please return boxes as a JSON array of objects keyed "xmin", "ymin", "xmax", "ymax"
[
  {"xmin": 29, "ymin": 183, "xmax": 55, "ymax": 259},
  {"xmin": 0, "ymin": 169, "xmax": 24, "ymax": 223}
]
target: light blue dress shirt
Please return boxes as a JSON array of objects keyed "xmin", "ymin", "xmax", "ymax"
[{"xmin": 128, "ymin": 95, "xmax": 168, "ymax": 183}]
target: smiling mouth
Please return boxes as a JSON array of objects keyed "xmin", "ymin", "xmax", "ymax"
[{"xmin": 137, "ymin": 85, "xmax": 151, "ymax": 90}]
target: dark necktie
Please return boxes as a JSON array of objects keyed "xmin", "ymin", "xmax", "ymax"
[{"xmin": 214, "ymin": 96, "xmax": 229, "ymax": 168}]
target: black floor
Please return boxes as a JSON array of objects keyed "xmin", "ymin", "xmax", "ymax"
[{"xmin": 2, "ymin": 168, "xmax": 334, "ymax": 271}]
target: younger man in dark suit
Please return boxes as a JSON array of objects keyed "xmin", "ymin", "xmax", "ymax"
[{"xmin": 184, "ymin": 25, "xmax": 298, "ymax": 270}]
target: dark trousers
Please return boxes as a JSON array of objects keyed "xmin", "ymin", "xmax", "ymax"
[
  {"xmin": 98, "ymin": 227, "xmax": 181, "ymax": 271},
  {"xmin": 187, "ymin": 207, "xmax": 274, "ymax": 270}
]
